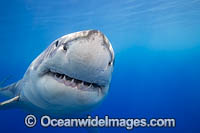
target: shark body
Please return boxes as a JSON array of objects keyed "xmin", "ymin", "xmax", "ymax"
[{"xmin": 0, "ymin": 30, "xmax": 114, "ymax": 115}]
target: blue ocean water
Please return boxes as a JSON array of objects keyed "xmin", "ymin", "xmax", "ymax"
[{"xmin": 0, "ymin": 0, "xmax": 200, "ymax": 132}]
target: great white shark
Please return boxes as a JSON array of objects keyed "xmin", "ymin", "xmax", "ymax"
[{"xmin": 0, "ymin": 30, "xmax": 114, "ymax": 115}]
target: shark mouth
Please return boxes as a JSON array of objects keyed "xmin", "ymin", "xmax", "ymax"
[{"xmin": 46, "ymin": 70, "xmax": 103, "ymax": 93}]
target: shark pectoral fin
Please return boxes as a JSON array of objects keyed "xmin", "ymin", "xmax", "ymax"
[
  {"xmin": 0, "ymin": 80, "xmax": 21, "ymax": 98},
  {"xmin": 0, "ymin": 81, "xmax": 21, "ymax": 110},
  {"xmin": 0, "ymin": 95, "xmax": 20, "ymax": 106}
]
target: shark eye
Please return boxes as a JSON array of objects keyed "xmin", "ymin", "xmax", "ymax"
[
  {"xmin": 63, "ymin": 45, "xmax": 68, "ymax": 51},
  {"xmin": 108, "ymin": 59, "xmax": 115, "ymax": 66},
  {"xmin": 108, "ymin": 61, "xmax": 112, "ymax": 66},
  {"xmin": 55, "ymin": 40, "xmax": 59, "ymax": 47}
]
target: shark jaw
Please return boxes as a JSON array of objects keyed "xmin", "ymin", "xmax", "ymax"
[
  {"xmin": 46, "ymin": 68, "xmax": 104, "ymax": 94},
  {"xmin": 21, "ymin": 30, "xmax": 114, "ymax": 114}
]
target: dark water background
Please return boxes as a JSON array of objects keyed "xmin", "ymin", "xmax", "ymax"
[{"xmin": 0, "ymin": 0, "xmax": 200, "ymax": 132}]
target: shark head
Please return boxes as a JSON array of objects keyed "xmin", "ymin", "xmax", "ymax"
[{"xmin": 22, "ymin": 30, "xmax": 114, "ymax": 114}]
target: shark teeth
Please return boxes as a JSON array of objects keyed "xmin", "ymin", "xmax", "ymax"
[{"xmin": 48, "ymin": 70, "xmax": 103, "ymax": 92}]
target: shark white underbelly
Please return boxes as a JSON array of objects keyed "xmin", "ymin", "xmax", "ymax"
[{"xmin": 0, "ymin": 30, "xmax": 115, "ymax": 115}]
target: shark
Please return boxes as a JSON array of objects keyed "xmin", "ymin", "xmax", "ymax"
[{"xmin": 0, "ymin": 30, "xmax": 115, "ymax": 115}]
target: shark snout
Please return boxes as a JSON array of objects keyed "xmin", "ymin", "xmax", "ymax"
[
  {"xmin": 61, "ymin": 30, "xmax": 113, "ymax": 64},
  {"xmin": 56, "ymin": 30, "xmax": 114, "ymax": 85}
]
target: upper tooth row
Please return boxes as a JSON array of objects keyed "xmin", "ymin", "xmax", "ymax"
[{"xmin": 54, "ymin": 73, "xmax": 93, "ymax": 87}]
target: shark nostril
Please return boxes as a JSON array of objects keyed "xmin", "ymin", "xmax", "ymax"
[{"xmin": 63, "ymin": 45, "xmax": 68, "ymax": 51}]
